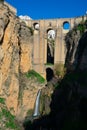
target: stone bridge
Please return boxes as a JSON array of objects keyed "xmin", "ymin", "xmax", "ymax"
[
  {"xmin": 4, "ymin": 1, "xmax": 87, "ymax": 78},
  {"xmin": 25, "ymin": 16, "xmax": 86, "ymax": 77},
  {"xmin": 3, "ymin": 2, "xmax": 87, "ymax": 78}
]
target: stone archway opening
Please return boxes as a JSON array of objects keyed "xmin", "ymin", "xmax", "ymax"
[
  {"xmin": 46, "ymin": 67, "xmax": 54, "ymax": 81},
  {"xmin": 63, "ymin": 21, "xmax": 70, "ymax": 30},
  {"xmin": 46, "ymin": 29, "xmax": 55, "ymax": 64},
  {"xmin": 33, "ymin": 23, "xmax": 39, "ymax": 30}
]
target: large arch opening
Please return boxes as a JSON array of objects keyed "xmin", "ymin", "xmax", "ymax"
[
  {"xmin": 46, "ymin": 67, "xmax": 54, "ymax": 81},
  {"xmin": 46, "ymin": 29, "xmax": 55, "ymax": 64}
]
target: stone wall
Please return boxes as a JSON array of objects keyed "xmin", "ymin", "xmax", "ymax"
[{"xmin": 25, "ymin": 16, "xmax": 87, "ymax": 77}]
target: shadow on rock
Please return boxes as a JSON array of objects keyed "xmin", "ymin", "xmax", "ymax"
[{"xmin": 23, "ymin": 29, "xmax": 87, "ymax": 130}]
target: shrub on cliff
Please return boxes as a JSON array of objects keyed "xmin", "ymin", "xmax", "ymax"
[
  {"xmin": 0, "ymin": 97, "xmax": 21, "ymax": 130},
  {"xmin": 26, "ymin": 70, "xmax": 45, "ymax": 83},
  {"xmin": 54, "ymin": 63, "xmax": 66, "ymax": 78}
]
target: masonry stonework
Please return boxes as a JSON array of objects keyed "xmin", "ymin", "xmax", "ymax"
[
  {"xmin": 26, "ymin": 16, "xmax": 86, "ymax": 78},
  {"xmin": 3, "ymin": 2, "xmax": 87, "ymax": 78}
]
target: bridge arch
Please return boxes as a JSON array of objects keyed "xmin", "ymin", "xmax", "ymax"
[
  {"xmin": 63, "ymin": 21, "xmax": 70, "ymax": 30},
  {"xmin": 28, "ymin": 16, "xmax": 86, "ymax": 78},
  {"xmin": 33, "ymin": 22, "xmax": 40, "ymax": 30},
  {"xmin": 46, "ymin": 67, "xmax": 54, "ymax": 81},
  {"xmin": 47, "ymin": 28, "xmax": 56, "ymax": 39},
  {"xmin": 46, "ymin": 28, "xmax": 56, "ymax": 64}
]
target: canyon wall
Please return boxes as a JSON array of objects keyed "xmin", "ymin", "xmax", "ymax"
[
  {"xmin": 0, "ymin": 2, "xmax": 40, "ymax": 120},
  {"xmin": 0, "ymin": 2, "xmax": 87, "ymax": 121}
]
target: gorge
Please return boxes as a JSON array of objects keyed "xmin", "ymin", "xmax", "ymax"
[{"xmin": 0, "ymin": 1, "xmax": 87, "ymax": 130}]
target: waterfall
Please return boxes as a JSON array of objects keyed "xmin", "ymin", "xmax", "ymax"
[{"xmin": 33, "ymin": 89, "xmax": 41, "ymax": 117}]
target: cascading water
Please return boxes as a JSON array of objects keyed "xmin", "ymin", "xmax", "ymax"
[{"xmin": 33, "ymin": 89, "xmax": 41, "ymax": 117}]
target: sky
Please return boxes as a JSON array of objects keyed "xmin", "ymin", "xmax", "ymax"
[{"xmin": 6, "ymin": 0, "xmax": 87, "ymax": 20}]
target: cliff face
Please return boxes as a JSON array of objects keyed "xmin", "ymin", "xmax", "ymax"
[
  {"xmin": 65, "ymin": 20, "xmax": 87, "ymax": 70},
  {"xmin": 1, "ymin": 2, "xmax": 87, "ymax": 124},
  {"xmin": 75, "ymin": 31, "xmax": 87, "ymax": 70},
  {"xmin": 0, "ymin": 97, "xmax": 22, "ymax": 130},
  {"xmin": 0, "ymin": 3, "xmax": 38, "ymax": 119}
]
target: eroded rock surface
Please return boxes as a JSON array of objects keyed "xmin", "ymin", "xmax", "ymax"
[{"xmin": 0, "ymin": 3, "xmax": 38, "ymax": 120}]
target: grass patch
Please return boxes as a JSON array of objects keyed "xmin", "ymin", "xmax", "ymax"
[
  {"xmin": 0, "ymin": 108, "xmax": 20, "ymax": 130},
  {"xmin": 0, "ymin": 97, "xmax": 5, "ymax": 104},
  {"xmin": 2, "ymin": 108, "xmax": 15, "ymax": 119},
  {"xmin": 26, "ymin": 70, "xmax": 45, "ymax": 83},
  {"xmin": 6, "ymin": 121, "xmax": 18, "ymax": 129},
  {"xmin": 2, "ymin": 109, "xmax": 17, "ymax": 129},
  {"xmin": 45, "ymin": 63, "xmax": 54, "ymax": 66}
]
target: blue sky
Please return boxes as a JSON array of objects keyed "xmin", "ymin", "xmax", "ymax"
[{"xmin": 6, "ymin": 0, "xmax": 87, "ymax": 20}]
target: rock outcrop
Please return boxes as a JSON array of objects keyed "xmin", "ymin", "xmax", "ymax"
[
  {"xmin": 0, "ymin": 2, "xmax": 43, "ymax": 120},
  {"xmin": 0, "ymin": 97, "xmax": 22, "ymax": 130},
  {"xmin": 65, "ymin": 20, "xmax": 87, "ymax": 70}
]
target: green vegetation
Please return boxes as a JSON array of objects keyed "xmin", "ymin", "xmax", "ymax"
[
  {"xmin": 0, "ymin": 97, "xmax": 21, "ymax": 129},
  {"xmin": 54, "ymin": 63, "xmax": 66, "ymax": 78},
  {"xmin": 77, "ymin": 23, "xmax": 86, "ymax": 35},
  {"xmin": 0, "ymin": 108, "xmax": 20, "ymax": 130},
  {"xmin": 26, "ymin": 70, "xmax": 45, "ymax": 83},
  {"xmin": 2, "ymin": 109, "xmax": 15, "ymax": 128},
  {"xmin": 26, "ymin": 109, "xmax": 33, "ymax": 117},
  {"xmin": 0, "ymin": 97, "xmax": 5, "ymax": 104},
  {"xmin": 76, "ymin": 19, "xmax": 87, "ymax": 35},
  {"xmin": 45, "ymin": 63, "xmax": 54, "ymax": 66},
  {"xmin": 65, "ymin": 19, "xmax": 87, "ymax": 68},
  {"xmin": 28, "ymin": 27, "xmax": 34, "ymax": 35}
]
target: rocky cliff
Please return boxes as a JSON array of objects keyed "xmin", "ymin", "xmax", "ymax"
[
  {"xmin": 65, "ymin": 19, "xmax": 87, "ymax": 70},
  {"xmin": 0, "ymin": 97, "xmax": 22, "ymax": 130},
  {"xmin": 0, "ymin": 2, "xmax": 45, "ymax": 121},
  {"xmin": 1, "ymin": 2, "xmax": 87, "ymax": 129}
]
